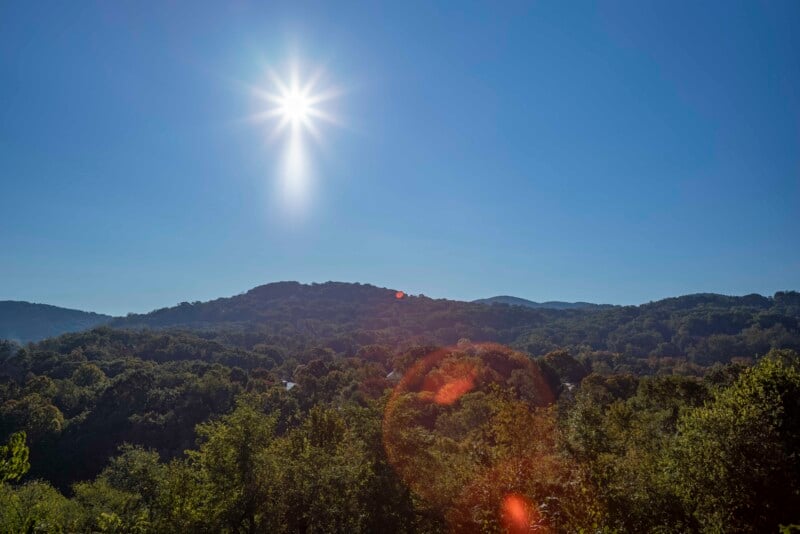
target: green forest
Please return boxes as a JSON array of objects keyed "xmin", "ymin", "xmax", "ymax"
[{"xmin": 1, "ymin": 283, "xmax": 799, "ymax": 532}]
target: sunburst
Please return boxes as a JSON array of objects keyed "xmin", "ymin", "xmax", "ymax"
[
  {"xmin": 244, "ymin": 62, "xmax": 342, "ymax": 215},
  {"xmin": 250, "ymin": 64, "xmax": 340, "ymax": 142}
]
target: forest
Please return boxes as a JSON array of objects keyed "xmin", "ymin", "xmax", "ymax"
[{"xmin": 1, "ymin": 282, "xmax": 799, "ymax": 532}]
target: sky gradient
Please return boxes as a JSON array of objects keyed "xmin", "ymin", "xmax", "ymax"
[{"xmin": 1, "ymin": 1, "xmax": 799, "ymax": 315}]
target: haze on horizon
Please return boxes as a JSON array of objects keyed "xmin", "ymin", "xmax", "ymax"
[{"xmin": 1, "ymin": 2, "xmax": 798, "ymax": 316}]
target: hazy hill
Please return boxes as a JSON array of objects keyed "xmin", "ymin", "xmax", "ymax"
[
  {"xmin": 0, "ymin": 301, "xmax": 112, "ymax": 343},
  {"xmin": 473, "ymin": 295, "xmax": 613, "ymax": 310}
]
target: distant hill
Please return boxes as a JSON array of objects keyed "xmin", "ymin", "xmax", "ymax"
[
  {"xmin": 472, "ymin": 295, "xmax": 614, "ymax": 310},
  {"xmin": 110, "ymin": 281, "xmax": 407, "ymax": 330},
  {"xmin": 107, "ymin": 281, "xmax": 800, "ymax": 363},
  {"xmin": 0, "ymin": 301, "xmax": 112, "ymax": 343},
  {"xmin": 4, "ymin": 283, "xmax": 800, "ymax": 361}
]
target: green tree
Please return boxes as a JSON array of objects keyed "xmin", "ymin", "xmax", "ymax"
[
  {"xmin": 189, "ymin": 394, "xmax": 280, "ymax": 533},
  {"xmin": 0, "ymin": 480, "xmax": 83, "ymax": 533},
  {"xmin": 72, "ymin": 362, "xmax": 108, "ymax": 388},
  {"xmin": 276, "ymin": 405, "xmax": 387, "ymax": 534},
  {"xmin": 71, "ymin": 444, "xmax": 167, "ymax": 531},
  {"xmin": 0, "ymin": 431, "xmax": 30, "ymax": 483},
  {"xmin": 0, "ymin": 393, "xmax": 64, "ymax": 440},
  {"xmin": 669, "ymin": 349, "xmax": 800, "ymax": 532}
]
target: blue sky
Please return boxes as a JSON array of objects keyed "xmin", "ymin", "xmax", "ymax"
[{"xmin": 1, "ymin": 1, "xmax": 798, "ymax": 315}]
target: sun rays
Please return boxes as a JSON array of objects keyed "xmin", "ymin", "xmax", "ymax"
[
  {"xmin": 250, "ymin": 63, "xmax": 340, "ymax": 142},
  {"xmin": 243, "ymin": 61, "xmax": 342, "ymax": 217}
]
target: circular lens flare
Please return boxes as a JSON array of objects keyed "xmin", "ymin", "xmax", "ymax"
[{"xmin": 382, "ymin": 342, "xmax": 558, "ymax": 531}]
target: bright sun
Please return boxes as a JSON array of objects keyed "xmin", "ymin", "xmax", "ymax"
[
  {"xmin": 245, "ymin": 62, "xmax": 341, "ymax": 213},
  {"xmin": 279, "ymin": 90, "xmax": 312, "ymax": 123},
  {"xmin": 250, "ymin": 64, "xmax": 339, "ymax": 141}
]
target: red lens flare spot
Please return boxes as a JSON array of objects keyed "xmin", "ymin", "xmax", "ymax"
[
  {"xmin": 395, "ymin": 291, "xmax": 405, "ymax": 299},
  {"xmin": 422, "ymin": 360, "xmax": 480, "ymax": 405},
  {"xmin": 433, "ymin": 376, "xmax": 475, "ymax": 405},
  {"xmin": 501, "ymin": 493, "xmax": 539, "ymax": 534}
]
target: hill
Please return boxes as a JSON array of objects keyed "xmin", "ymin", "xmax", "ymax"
[
  {"xmin": 473, "ymin": 295, "xmax": 613, "ymax": 310},
  {"xmin": 2, "ymin": 283, "xmax": 799, "ymax": 532},
  {"xmin": 110, "ymin": 282, "xmax": 800, "ymax": 363},
  {"xmin": 0, "ymin": 301, "xmax": 112, "ymax": 343},
  {"xmin": 4, "ymin": 282, "xmax": 799, "ymax": 362}
]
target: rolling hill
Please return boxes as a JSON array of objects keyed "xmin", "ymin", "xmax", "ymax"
[
  {"xmin": 107, "ymin": 282, "xmax": 800, "ymax": 362},
  {"xmin": 0, "ymin": 301, "xmax": 112, "ymax": 343},
  {"xmin": 472, "ymin": 295, "xmax": 614, "ymax": 310},
  {"xmin": 4, "ymin": 283, "xmax": 800, "ymax": 362}
]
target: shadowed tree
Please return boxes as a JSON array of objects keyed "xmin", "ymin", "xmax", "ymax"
[{"xmin": 669, "ymin": 349, "xmax": 800, "ymax": 532}]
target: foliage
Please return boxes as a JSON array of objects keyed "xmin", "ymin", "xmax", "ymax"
[
  {"xmin": 0, "ymin": 284, "xmax": 798, "ymax": 532},
  {"xmin": 668, "ymin": 349, "xmax": 800, "ymax": 532},
  {"xmin": 0, "ymin": 431, "xmax": 30, "ymax": 483},
  {"xmin": 111, "ymin": 282, "xmax": 800, "ymax": 362},
  {"xmin": 0, "ymin": 480, "xmax": 83, "ymax": 533}
]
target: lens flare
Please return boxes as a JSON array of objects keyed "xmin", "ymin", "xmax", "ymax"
[
  {"xmin": 433, "ymin": 374, "xmax": 476, "ymax": 405},
  {"xmin": 501, "ymin": 493, "xmax": 541, "ymax": 534},
  {"xmin": 382, "ymin": 342, "xmax": 557, "ymax": 531}
]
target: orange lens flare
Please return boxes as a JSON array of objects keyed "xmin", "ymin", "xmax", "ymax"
[
  {"xmin": 501, "ymin": 493, "xmax": 539, "ymax": 534},
  {"xmin": 421, "ymin": 359, "xmax": 479, "ymax": 405},
  {"xmin": 382, "ymin": 341, "xmax": 558, "ymax": 532},
  {"xmin": 433, "ymin": 375, "xmax": 475, "ymax": 405},
  {"xmin": 395, "ymin": 291, "xmax": 405, "ymax": 299}
]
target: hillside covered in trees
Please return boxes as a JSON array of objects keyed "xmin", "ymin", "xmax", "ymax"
[
  {"xmin": 472, "ymin": 295, "xmax": 612, "ymax": 310},
  {"xmin": 1, "ymin": 282, "xmax": 799, "ymax": 532},
  {"xmin": 111, "ymin": 282, "xmax": 800, "ymax": 363}
]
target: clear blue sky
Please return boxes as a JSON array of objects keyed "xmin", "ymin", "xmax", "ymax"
[{"xmin": 1, "ymin": 1, "xmax": 798, "ymax": 315}]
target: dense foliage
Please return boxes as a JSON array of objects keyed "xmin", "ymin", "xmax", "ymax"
[
  {"xmin": 1, "ymin": 282, "xmax": 799, "ymax": 532},
  {"xmin": 112, "ymin": 282, "xmax": 800, "ymax": 362}
]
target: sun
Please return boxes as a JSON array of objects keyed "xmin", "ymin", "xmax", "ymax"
[
  {"xmin": 244, "ymin": 61, "xmax": 342, "ymax": 215},
  {"xmin": 249, "ymin": 63, "xmax": 340, "ymax": 141},
  {"xmin": 279, "ymin": 90, "xmax": 311, "ymax": 123}
]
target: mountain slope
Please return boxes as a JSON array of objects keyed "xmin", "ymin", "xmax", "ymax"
[
  {"xmin": 473, "ymin": 295, "xmax": 613, "ymax": 310},
  {"xmin": 0, "ymin": 301, "xmax": 112, "ymax": 343},
  {"xmin": 109, "ymin": 281, "xmax": 800, "ymax": 362},
  {"xmin": 6, "ymin": 282, "xmax": 799, "ymax": 361}
]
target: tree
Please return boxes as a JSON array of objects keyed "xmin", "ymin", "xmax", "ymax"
[
  {"xmin": 189, "ymin": 394, "xmax": 280, "ymax": 533},
  {"xmin": 65, "ymin": 446, "xmax": 164, "ymax": 532},
  {"xmin": 669, "ymin": 349, "xmax": 800, "ymax": 532},
  {"xmin": 276, "ymin": 406, "xmax": 378, "ymax": 533},
  {"xmin": 0, "ymin": 431, "xmax": 29, "ymax": 483},
  {"xmin": 0, "ymin": 480, "xmax": 83, "ymax": 533},
  {"xmin": 0, "ymin": 393, "xmax": 64, "ymax": 441}
]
